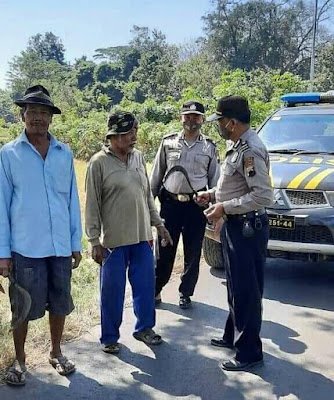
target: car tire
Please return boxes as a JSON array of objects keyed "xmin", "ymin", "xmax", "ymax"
[{"xmin": 202, "ymin": 236, "xmax": 225, "ymax": 269}]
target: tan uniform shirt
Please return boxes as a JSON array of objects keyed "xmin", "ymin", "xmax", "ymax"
[
  {"xmin": 214, "ymin": 129, "xmax": 273, "ymax": 214},
  {"xmin": 150, "ymin": 131, "xmax": 220, "ymax": 197},
  {"xmin": 85, "ymin": 146, "xmax": 162, "ymax": 248}
]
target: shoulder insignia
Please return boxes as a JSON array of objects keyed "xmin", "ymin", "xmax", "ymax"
[
  {"xmin": 244, "ymin": 156, "xmax": 256, "ymax": 177},
  {"xmin": 202, "ymin": 135, "xmax": 217, "ymax": 146},
  {"xmin": 163, "ymin": 132, "xmax": 178, "ymax": 139},
  {"xmin": 240, "ymin": 140, "xmax": 250, "ymax": 153},
  {"xmin": 233, "ymin": 139, "xmax": 241, "ymax": 149}
]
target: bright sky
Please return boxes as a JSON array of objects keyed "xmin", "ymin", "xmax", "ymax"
[{"xmin": 0, "ymin": 0, "xmax": 214, "ymax": 89}]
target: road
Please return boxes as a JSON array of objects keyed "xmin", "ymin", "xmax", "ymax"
[{"xmin": 1, "ymin": 258, "xmax": 333, "ymax": 400}]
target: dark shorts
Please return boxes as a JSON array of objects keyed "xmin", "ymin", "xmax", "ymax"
[{"xmin": 10, "ymin": 252, "xmax": 74, "ymax": 321}]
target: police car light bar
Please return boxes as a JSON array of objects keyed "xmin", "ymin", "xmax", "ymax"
[{"xmin": 281, "ymin": 91, "xmax": 334, "ymax": 106}]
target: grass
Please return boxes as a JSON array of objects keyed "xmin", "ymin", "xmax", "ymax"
[{"xmin": 0, "ymin": 159, "xmax": 184, "ymax": 382}]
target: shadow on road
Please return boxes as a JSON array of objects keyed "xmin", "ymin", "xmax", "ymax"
[
  {"xmin": 264, "ymin": 259, "xmax": 334, "ymax": 311},
  {"xmin": 208, "ymin": 259, "xmax": 334, "ymax": 311}
]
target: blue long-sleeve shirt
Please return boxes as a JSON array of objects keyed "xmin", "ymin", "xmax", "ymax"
[{"xmin": 0, "ymin": 131, "xmax": 82, "ymax": 258}]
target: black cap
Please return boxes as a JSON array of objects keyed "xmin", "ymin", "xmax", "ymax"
[
  {"xmin": 106, "ymin": 112, "xmax": 137, "ymax": 137},
  {"xmin": 14, "ymin": 85, "xmax": 61, "ymax": 114},
  {"xmin": 180, "ymin": 100, "xmax": 205, "ymax": 115},
  {"xmin": 207, "ymin": 95, "xmax": 250, "ymax": 122}
]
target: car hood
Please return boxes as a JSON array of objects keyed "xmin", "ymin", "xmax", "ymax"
[{"xmin": 270, "ymin": 153, "xmax": 334, "ymax": 191}]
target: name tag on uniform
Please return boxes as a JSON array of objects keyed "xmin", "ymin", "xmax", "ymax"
[{"xmin": 168, "ymin": 150, "xmax": 182, "ymax": 160}]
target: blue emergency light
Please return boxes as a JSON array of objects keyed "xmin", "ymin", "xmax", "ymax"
[{"xmin": 281, "ymin": 91, "xmax": 334, "ymax": 106}]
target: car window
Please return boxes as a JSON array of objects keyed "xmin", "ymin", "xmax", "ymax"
[{"xmin": 258, "ymin": 114, "xmax": 334, "ymax": 152}]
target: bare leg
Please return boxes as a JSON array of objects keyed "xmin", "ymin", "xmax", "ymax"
[
  {"xmin": 13, "ymin": 320, "xmax": 28, "ymax": 363},
  {"xmin": 49, "ymin": 314, "xmax": 65, "ymax": 358},
  {"xmin": 49, "ymin": 314, "xmax": 75, "ymax": 375},
  {"xmin": 5, "ymin": 321, "xmax": 28, "ymax": 385}
]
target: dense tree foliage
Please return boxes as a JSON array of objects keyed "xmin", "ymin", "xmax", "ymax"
[{"xmin": 1, "ymin": 0, "xmax": 333, "ymax": 161}]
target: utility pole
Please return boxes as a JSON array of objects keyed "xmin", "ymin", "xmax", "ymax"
[{"xmin": 309, "ymin": 0, "xmax": 318, "ymax": 92}]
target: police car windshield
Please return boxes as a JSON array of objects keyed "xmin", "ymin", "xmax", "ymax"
[{"xmin": 258, "ymin": 114, "xmax": 334, "ymax": 153}]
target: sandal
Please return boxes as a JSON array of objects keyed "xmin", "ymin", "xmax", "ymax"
[
  {"xmin": 102, "ymin": 343, "xmax": 120, "ymax": 354},
  {"xmin": 133, "ymin": 328, "xmax": 162, "ymax": 345},
  {"xmin": 49, "ymin": 354, "xmax": 76, "ymax": 376},
  {"xmin": 5, "ymin": 360, "xmax": 27, "ymax": 386}
]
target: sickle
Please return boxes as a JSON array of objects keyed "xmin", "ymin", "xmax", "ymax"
[
  {"xmin": 163, "ymin": 165, "xmax": 197, "ymax": 195},
  {"xmin": 8, "ymin": 276, "xmax": 32, "ymax": 330}
]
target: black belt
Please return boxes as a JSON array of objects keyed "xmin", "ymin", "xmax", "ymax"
[
  {"xmin": 163, "ymin": 188, "xmax": 206, "ymax": 203},
  {"xmin": 226, "ymin": 209, "xmax": 266, "ymax": 220}
]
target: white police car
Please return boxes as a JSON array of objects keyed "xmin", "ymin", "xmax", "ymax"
[{"xmin": 203, "ymin": 91, "xmax": 334, "ymax": 268}]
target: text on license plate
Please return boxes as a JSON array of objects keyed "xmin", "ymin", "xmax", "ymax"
[{"xmin": 269, "ymin": 215, "xmax": 295, "ymax": 229}]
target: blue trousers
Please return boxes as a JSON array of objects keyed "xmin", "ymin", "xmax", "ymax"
[{"xmin": 100, "ymin": 242, "xmax": 155, "ymax": 344}]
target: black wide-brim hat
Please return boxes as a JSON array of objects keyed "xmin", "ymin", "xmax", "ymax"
[{"xmin": 14, "ymin": 85, "xmax": 61, "ymax": 114}]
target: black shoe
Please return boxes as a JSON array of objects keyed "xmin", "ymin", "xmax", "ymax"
[
  {"xmin": 211, "ymin": 338, "xmax": 234, "ymax": 349},
  {"xmin": 179, "ymin": 296, "xmax": 192, "ymax": 309},
  {"xmin": 219, "ymin": 357, "xmax": 264, "ymax": 371}
]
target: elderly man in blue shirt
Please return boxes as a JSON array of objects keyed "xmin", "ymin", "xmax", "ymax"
[{"xmin": 0, "ymin": 85, "xmax": 82, "ymax": 386}]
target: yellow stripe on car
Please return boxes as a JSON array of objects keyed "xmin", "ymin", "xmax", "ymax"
[
  {"xmin": 304, "ymin": 168, "xmax": 334, "ymax": 189},
  {"xmin": 287, "ymin": 167, "xmax": 320, "ymax": 189}
]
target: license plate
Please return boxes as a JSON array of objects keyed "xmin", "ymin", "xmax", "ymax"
[{"xmin": 269, "ymin": 215, "xmax": 295, "ymax": 229}]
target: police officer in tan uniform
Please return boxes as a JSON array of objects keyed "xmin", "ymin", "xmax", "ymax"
[
  {"xmin": 150, "ymin": 101, "xmax": 220, "ymax": 309},
  {"xmin": 196, "ymin": 96, "xmax": 273, "ymax": 371}
]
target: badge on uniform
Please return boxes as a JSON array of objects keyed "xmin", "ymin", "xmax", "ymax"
[
  {"xmin": 244, "ymin": 156, "xmax": 256, "ymax": 177},
  {"xmin": 168, "ymin": 150, "xmax": 182, "ymax": 160}
]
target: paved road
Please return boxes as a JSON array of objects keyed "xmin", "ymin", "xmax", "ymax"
[{"xmin": 1, "ymin": 258, "xmax": 333, "ymax": 400}]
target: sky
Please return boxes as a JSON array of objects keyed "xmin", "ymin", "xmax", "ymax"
[{"xmin": 0, "ymin": 0, "xmax": 214, "ymax": 89}]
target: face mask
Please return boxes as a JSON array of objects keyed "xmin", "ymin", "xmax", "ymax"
[
  {"xmin": 217, "ymin": 120, "xmax": 232, "ymax": 140},
  {"xmin": 183, "ymin": 121, "xmax": 202, "ymax": 133}
]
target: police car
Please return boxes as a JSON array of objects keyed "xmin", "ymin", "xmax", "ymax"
[{"xmin": 203, "ymin": 91, "xmax": 334, "ymax": 268}]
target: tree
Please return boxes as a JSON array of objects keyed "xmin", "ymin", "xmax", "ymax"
[
  {"xmin": 314, "ymin": 41, "xmax": 334, "ymax": 91},
  {"xmin": 128, "ymin": 26, "xmax": 179, "ymax": 102},
  {"xmin": 94, "ymin": 46, "xmax": 141, "ymax": 81},
  {"xmin": 7, "ymin": 32, "xmax": 69, "ymax": 96},
  {"xmin": 0, "ymin": 89, "xmax": 15, "ymax": 123},
  {"xmin": 26, "ymin": 32, "xmax": 66, "ymax": 64},
  {"xmin": 203, "ymin": 0, "xmax": 333, "ymax": 76}
]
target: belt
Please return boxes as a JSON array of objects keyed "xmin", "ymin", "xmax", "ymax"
[
  {"xmin": 226, "ymin": 209, "xmax": 266, "ymax": 220},
  {"xmin": 166, "ymin": 191, "xmax": 193, "ymax": 202}
]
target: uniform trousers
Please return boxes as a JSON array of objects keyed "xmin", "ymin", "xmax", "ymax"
[
  {"xmin": 155, "ymin": 191, "xmax": 207, "ymax": 297},
  {"xmin": 100, "ymin": 241, "xmax": 155, "ymax": 344},
  {"xmin": 220, "ymin": 213, "xmax": 269, "ymax": 362}
]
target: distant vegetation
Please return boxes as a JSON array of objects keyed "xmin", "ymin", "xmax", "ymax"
[{"xmin": 1, "ymin": 0, "xmax": 333, "ymax": 160}]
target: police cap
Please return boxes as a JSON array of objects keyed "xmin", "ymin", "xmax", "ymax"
[
  {"xmin": 207, "ymin": 95, "xmax": 250, "ymax": 123},
  {"xmin": 180, "ymin": 100, "xmax": 205, "ymax": 116}
]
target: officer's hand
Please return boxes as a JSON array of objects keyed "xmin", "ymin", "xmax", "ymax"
[
  {"xmin": 204, "ymin": 203, "xmax": 225, "ymax": 223},
  {"xmin": 214, "ymin": 218, "xmax": 224, "ymax": 235},
  {"xmin": 0, "ymin": 258, "xmax": 12, "ymax": 278},
  {"xmin": 72, "ymin": 252, "xmax": 82, "ymax": 269},
  {"xmin": 157, "ymin": 225, "xmax": 173, "ymax": 247},
  {"xmin": 92, "ymin": 245, "xmax": 104, "ymax": 266},
  {"xmin": 194, "ymin": 191, "xmax": 210, "ymax": 206}
]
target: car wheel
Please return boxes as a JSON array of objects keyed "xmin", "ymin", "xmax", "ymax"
[{"xmin": 202, "ymin": 236, "xmax": 225, "ymax": 269}]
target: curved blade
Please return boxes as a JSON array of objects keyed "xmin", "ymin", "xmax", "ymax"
[
  {"xmin": 9, "ymin": 277, "xmax": 31, "ymax": 330},
  {"xmin": 0, "ymin": 282, "xmax": 5, "ymax": 294}
]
